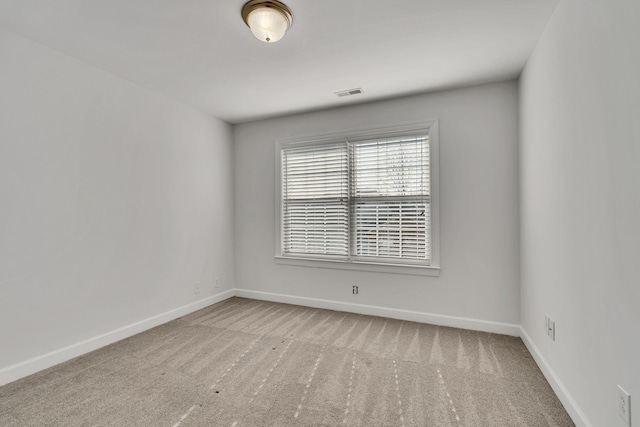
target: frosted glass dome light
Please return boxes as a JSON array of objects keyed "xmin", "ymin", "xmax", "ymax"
[{"xmin": 242, "ymin": 0, "xmax": 292, "ymax": 43}]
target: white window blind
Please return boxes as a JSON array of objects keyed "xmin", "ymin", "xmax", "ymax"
[
  {"xmin": 282, "ymin": 143, "xmax": 349, "ymax": 257},
  {"xmin": 280, "ymin": 130, "xmax": 432, "ymax": 266},
  {"xmin": 351, "ymin": 135, "xmax": 430, "ymax": 262}
]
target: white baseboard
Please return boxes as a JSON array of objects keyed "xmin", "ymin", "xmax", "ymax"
[
  {"xmin": 519, "ymin": 327, "xmax": 592, "ymax": 427},
  {"xmin": 234, "ymin": 288, "xmax": 520, "ymax": 336},
  {"xmin": 0, "ymin": 289, "xmax": 234, "ymax": 387}
]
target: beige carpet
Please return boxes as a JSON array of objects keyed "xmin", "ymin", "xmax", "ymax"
[{"xmin": 0, "ymin": 297, "xmax": 574, "ymax": 426}]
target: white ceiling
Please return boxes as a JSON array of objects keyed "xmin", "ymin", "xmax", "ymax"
[{"xmin": 0, "ymin": 0, "xmax": 558, "ymax": 123}]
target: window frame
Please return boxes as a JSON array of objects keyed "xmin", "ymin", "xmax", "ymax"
[{"xmin": 274, "ymin": 120, "xmax": 440, "ymax": 276}]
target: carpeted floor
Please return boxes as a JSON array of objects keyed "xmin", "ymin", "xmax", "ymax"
[{"xmin": 0, "ymin": 297, "xmax": 574, "ymax": 426}]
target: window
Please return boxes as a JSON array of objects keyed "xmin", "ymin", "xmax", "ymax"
[{"xmin": 276, "ymin": 121, "xmax": 439, "ymax": 276}]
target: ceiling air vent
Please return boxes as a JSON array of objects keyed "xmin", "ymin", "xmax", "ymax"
[{"xmin": 335, "ymin": 88, "xmax": 364, "ymax": 97}]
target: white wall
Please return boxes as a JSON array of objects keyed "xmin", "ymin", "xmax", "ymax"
[
  {"xmin": 234, "ymin": 81, "xmax": 520, "ymax": 330},
  {"xmin": 519, "ymin": 0, "xmax": 640, "ymax": 425},
  {"xmin": 0, "ymin": 28, "xmax": 235, "ymax": 381}
]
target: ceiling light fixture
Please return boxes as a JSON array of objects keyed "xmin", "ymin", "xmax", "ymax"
[{"xmin": 241, "ymin": 0, "xmax": 292, "ymax": 43}]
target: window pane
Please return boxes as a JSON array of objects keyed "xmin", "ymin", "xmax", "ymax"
[
  {"xmin": 283, "ymin": 201, "xmax": 349, "ymax": 256},
  {"xmin": 283, "ymin": 144, "xmax": 348, "ymax": 200},
  {"xmin": 353, "ymin": 201, "xmax": 430, "ymax": 260},
  {"xmin": 352, "ymin": 135, "xmax": 429, "ymax": 198}
]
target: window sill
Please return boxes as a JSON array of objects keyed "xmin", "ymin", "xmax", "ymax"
[{"xmin": 274, "ymin": 256, "xmax": 440, "ymax": 277}]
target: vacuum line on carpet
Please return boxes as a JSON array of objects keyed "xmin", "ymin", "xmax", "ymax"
[
  {"xmin": 210, "ymin": 335, "xmax": 264, "ymax": 390},
  {"xmin": 437, "ymin": 368, "xmax": 461, "ymax": 425},
  {"xmin": 294, "ymin": 345, "xmax": 326, "ymax": 419},
  {"xmin": 172, "ymin": 335, "xmax": 264, "ymax": 427},
  {"xmin": 393, "ymin": 360, "xmax": 406, "ymax": 427},
  {"xmin": 342, "ymin": 351, "xmax": 357, "ymax": 425},
  {"xmin": 172, "ymin": 404, "xmax": 197, "ymax": 427},
  {"xmin": 249, "ymin": 339, "xmax": 293, "ymax": 403}
]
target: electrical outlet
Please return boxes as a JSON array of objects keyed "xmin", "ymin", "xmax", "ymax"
[
  {"xmin": 352, "ymin": 285, "xmax": 358, "ymax": 295},
  {"xmin": 618, "ymin": 385, "xmax": 631, "ymax": 426},
  {"xmin": 214, "ymin": 277, "xmax": 220, "ymax": 289},
  {"xmin": 545, "ymin": 315, "xmax": 555, "ymax": 341},
  {"xmin": 194, "ymin": 283, "xmax": 200, "ymax": 294}
]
